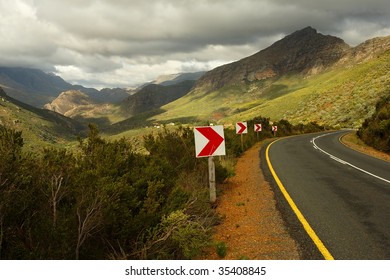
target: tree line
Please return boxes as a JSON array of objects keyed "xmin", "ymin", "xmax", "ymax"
[{"xmin": 0, "ymin": 118, "xmax": 325, "ymax": 259}]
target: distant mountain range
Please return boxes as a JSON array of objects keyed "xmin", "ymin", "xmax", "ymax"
[
  {"xmin": 0, "ymin": 67, "xmax": 130, "ymax": 107},
  {"xmin": 40, "ymin": 71, "xmax": 204, "ymax": 126},
  {"xmin": 1, "ymin": 26, "xmax": 389, "ymax": 147},
  {"xmin": 0, "ymin": 67, "xmax": 206, "ymax": 146},
  {"xmin": 143, "ymin": 27, "xmax": 390, "ymax": 128}
]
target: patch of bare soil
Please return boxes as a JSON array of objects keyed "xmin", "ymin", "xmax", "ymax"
[{"xmin": 205, "ymin": 142, "xmax": 300, "ymax": 260}]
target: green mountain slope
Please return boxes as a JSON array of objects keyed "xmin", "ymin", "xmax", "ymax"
[
  {"xmin": 110, "ymin": 29, "xmax": 389, "ymax": 131},
  {"xmin": 117, "ymin": 50, "xmax": 389, "ymax": 129},
  {"xmin": 0, "ymin": 87, "xmax": 85, "ymax": 150},
  {"xmin": 225, "ymin": 50, "xmax": 390, "ymax": 128}
]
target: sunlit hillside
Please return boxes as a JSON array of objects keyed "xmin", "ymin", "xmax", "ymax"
[{"xmin": 123, "ymin": 50, "xmax": 389, "ymax": 129}]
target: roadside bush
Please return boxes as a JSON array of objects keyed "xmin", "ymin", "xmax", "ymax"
[
  {"xmin": 357, "ymin": 94, "xmax": 390, "ymax": 152},
  {"xmin": 0, "ymin": 117, "xmax": 328, "ymax": 260},
  {"xmin": 215, "ymin": 241, "xmax": 228, "ymax": 258},
  {"xmin": 137, "ymin": 210, "xmax": 210, "ymax": 259},
  {"xmin": 0, "ymin": 124, "xmax": 218, "ymax": 260}
]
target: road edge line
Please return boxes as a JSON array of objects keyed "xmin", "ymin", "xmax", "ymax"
[
  {"xmin": 266, "ymin": 138, "xmax": 334, "ymax": 260},
  {"xmin": 313, "ymin": 133, "xmax": 390, "ymax": 184}
]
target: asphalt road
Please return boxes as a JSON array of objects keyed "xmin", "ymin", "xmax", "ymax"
[{"xmin": 266, "ymin": 130, "xmax": 390, "ymax": 259}]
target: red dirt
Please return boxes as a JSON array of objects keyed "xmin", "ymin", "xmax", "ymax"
[{"xmin": 205, "ymin": 142, "xmax": 301, "ymax": 260}]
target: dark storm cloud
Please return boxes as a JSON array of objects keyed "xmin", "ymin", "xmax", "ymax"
[{"xmin": 0, "ymin": 0, "xmax": 389, "ymax": 87}]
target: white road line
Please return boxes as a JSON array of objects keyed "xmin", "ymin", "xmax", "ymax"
[{"xmin": 312, "ymin": 132, "xmax": 390, "ymax": 184}]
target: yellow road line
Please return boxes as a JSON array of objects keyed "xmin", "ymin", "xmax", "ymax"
[{"xmin": 266, "ymin": 138, "xmax": 334, "ymax": 260}]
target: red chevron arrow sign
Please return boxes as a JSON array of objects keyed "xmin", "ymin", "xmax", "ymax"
[
  {"xmin": 194, "ymin": 126, "xmax": 225, "ymax": 158},
  {"xmin": 236, "ymin": 122, "xmax": 248, "ymax": 134},
  {"xmin": 254, "ymin": 123, "xmax": 262, "ymax": 132}
]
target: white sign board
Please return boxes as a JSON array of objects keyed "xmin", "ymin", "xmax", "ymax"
[
  {"xmin": 236, "ymin": 122, "xmax": 248, "ymax": 134},
  {"xmin": 194, "ymin": 126, "xmax": 226, "ymax": 158}
]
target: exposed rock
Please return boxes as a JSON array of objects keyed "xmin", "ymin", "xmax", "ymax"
[
  {"xmin": 350, "ymin": 36, "xmax": 390, "ymax": 62},
  {"xmin": 193, "ymin": 27, "xmax": 351, "ymax": 93},
  {"xmin": 44, "ymin": 90, "xmax": 96, "ymax": 116}
]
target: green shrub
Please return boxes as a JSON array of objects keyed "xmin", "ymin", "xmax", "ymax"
[
  {"xmin": 137, "ymin": 210, "xmax": 211, "ymax": 259},
  {"xmin": 357, "ymin": 94, "xmax": 390, "ymax": 152},
  {"xmin": 215, "ymin": 241, "xmax": 228, "ymax": 258},
  {"xmin": 0, "ymin": 116, "xmax": 328, "ymax": 259}
]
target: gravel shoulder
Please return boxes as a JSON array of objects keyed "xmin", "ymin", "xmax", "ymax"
[
  {"xmin": 205, "ymin": 141, "xmax": 301, "ymax": 260},
  {"xmin": 204, "ymin": 131, "xmax": 390, "ymax": 260}
]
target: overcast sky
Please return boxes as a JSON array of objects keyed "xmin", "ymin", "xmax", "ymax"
[{"xmin": 1, "ymin": 0, "xmax": 389, "ymax": 89}]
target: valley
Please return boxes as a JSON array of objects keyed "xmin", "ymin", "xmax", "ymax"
[
  {"xmin": 1, "ymin": 27, "xmax": 389, "ymax": 149},
  {"xmin": 0, "ymin": 87, "xmax": 85, "ymax": 151},
  {"xmin": 1, "ymin": 26, "xmax": 389, "ymax": 261}
]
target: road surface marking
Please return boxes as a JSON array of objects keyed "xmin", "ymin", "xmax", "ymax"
[
  {"xmin": 312, "ymin": 133, "xmax": 390, "ymax": 184},
  {"xmin": 266, "ymin": 139, "xmax": 334, "ymax": 260}
]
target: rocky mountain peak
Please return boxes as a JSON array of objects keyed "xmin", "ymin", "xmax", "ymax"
[
  {"xmin": 193, "ymin": 27, "xmax": 351, "ymax": 92},
  {"xmin": 275, "ymin": 26, "xmax": 318, "ymax": 46}
]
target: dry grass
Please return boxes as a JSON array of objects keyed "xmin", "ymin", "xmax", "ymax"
[{"xmin": 341, "ymin": 131, "xmax": 390, "ymax": 162}]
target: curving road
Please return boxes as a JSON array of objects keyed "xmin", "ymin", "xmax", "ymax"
[{"xmin": 265, "ymin": 130, "xmax": 390, "ymax": 259}]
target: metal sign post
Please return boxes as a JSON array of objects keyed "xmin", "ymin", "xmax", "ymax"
[
  {"xmin": 254, "ymin": 123, "xmax": 262, "ymax": 141},
  {"xmin": 208, "ymin": 156, "xmax": 216, "ymax": 203},
  {"xmin": 236, "ymin": 122, "xmax": 248, "ymax": 152},
  {"xmin": 272, "ymin": 125, "xmax": 278, "ymax": 137},
  {"xmin": 194, "ymin": 126, "xmax": 225, "ymax": 203}
]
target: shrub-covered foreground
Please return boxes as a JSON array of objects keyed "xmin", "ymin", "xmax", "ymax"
[
  {"xmin": 0, "ymin": 119, "xmax": 325, "ymax": 259},
  {"xmin": 357, "ymin": 94, "xmax": 390, "ymax": 153}
]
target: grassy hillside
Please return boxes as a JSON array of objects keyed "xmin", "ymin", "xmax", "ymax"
[
  {"xmin": 0, "ymin": 88, "xmax": 85, "ymax": 150},
  {"xmin": 123, "ymin": 50, "xmax": 389, "ymax": 129},
  {"xmin": 357, "ymin": 94, "xmax": 390, "ymax": 152}
]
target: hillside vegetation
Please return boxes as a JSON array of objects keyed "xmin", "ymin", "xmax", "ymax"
[
  {"xmin": 0, "ymin": 116, "xmax": 325, "ymax": 259},
  {"xmin": 110, "ymin": 29, "xmax": 389, "ymax": 133},
  {"xmin": 0, "ymin": 124, "xmax": 215, "ymax": 259},
  {"xmin": 0, "ymin": 87, "xmax": 85, "ymax": 150},
  {"xmin": 132, "ymin": 50, "xmax": 389, "ymax": 129},
  {"xmin": 357, "ymin": 94, "xmax": 390, "ymax": 152}
]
